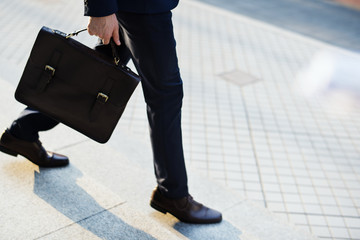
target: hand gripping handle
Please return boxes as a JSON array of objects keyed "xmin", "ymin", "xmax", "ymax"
[{"xmin": 66, "ymin": 28, "xmax": 123, "ymax": 66}]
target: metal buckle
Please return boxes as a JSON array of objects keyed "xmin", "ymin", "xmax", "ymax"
[
  {"xmin": 97, "ymin": 92, "xmax": 109, "ymax": 103},
  {"xmin": 44, "ymin": 65, "xmax": 55, "ymax": 76},
  {"xmin": 114, "ymin": 57, "xmax": 120, "ymax": 66},
  {"xmin": 66, "ymin": 29, "xmax": 87, "ymax": 39},
  {"xmin": 52, "ymin": 29, "xmax": 67, "ymax": 38}
]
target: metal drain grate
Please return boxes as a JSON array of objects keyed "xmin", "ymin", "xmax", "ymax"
[{"xmin": 219, "ymin": 70, "xmax": 261, "ymax": 87}]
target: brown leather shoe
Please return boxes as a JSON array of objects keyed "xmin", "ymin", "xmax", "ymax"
[
  {"xmin": 0, "ymin": 129, "xmax": 69, "ymax": 168},
  {"xmin": 150, "ymin": 187, "xmax": 222, "ymax": 224}
]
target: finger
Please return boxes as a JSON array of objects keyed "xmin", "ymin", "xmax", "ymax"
[
  {"xmin": 87, "ymin": 26, "xmax": 93, "ymax": 35},
  {"xmin": 112, "ymin": 28, "xmax": 121, "ymax": 46},
  {"xmin": 103, "ymin": 36, "xmax": 110, "ymax": 45}
]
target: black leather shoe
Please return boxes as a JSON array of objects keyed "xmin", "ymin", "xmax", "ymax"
[
  {"xmin": 150, "ymin": 187, "xmax": 222, "ymax": 224},
  {"xmin": 0, "ymin": 129, "xmax": 69, "ymax": 168}
]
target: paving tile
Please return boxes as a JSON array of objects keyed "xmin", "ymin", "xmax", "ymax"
[
  {"xmin": 281, "ymin": 184, "xmax": 299, "ymax": 194},
  {"xmin": 308, "ymin": 215, "xmax": 329, "ymax": 226},
  {"xmin": 286, "ymin": 203, "xmax": 306, "ymax": 213},
  {"xmin": 319, "ymin": 195, "xmax": 338, "ymax": 206},
  {"xmin": 316, "ymin": 187, "xmax": 334, "ymax": 196},
  {"xmin": 298, "ymin": 186, "xmax": 317, "ymax": 196},
  {"xmin": 336, "ymin": 196, "xmax": 356, "ymax": 208},
  {"xmin": 325, "ymin": 216, "xmax": 347, "ymax": 229},
  {"xmin": 279, "ymin": 176, "xmax": 297, "ymax": 186},
  {"xmin": 310, "ymin": 226, "xmax": 332, "ymax": 238},
  {"xmin": 302, "ymin": 194, "xmax": 320, "ymax": 205},
  {"xmin": 246, "ymin": 191, "xmax": 265, "ymax": 201},
  {"xmin": 330, "ymin": 227, "xmax": 351, "ymax": 239},
  {"xmin": 283, "ymin": 193, "xmax": 303, "ymax": 204},
  {"xmin": 295, "ymin": 177, "xmax": 314, "ymax": 186},
  {"xmin": 339, "ymin": 206, "xmax": 360, "ymax": 217},
  {"xmin": 304, "ymin": 204, "xmax": 324, "ymax": 215},
  {"xmin": 267, "ymin": 202, "xmax": 287, "ymax": 212},
  {"xmin": 290, "ymin": 213, "xmax": 309, "ymax": 224},
  {"xmin": 263, "ymin": 183, "xmax": 282, "ymax": 193},
  {"xmin": 261, "ymin": 174, "xmax": 278, "ymax": 183},
  {"xmin": 344, "ymin": 217, "xmax": 360, "ymax": 228},
  {"xmin": 323, "ymin": 207, "xmax": 343, "ymax": 217},
  {"xmin": 349, "ymin": 228, "xmax": 360, "ymax": 239}
]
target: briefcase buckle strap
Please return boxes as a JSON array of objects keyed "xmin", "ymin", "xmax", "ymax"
[
  {"xmin": 36, "ymin": 65, "xmax": 55, "ymax": 93},
  {"xmin": 44, "ymin": 65, "xmax": 55, "ymax": 76},
  {"xmin": 97, "ymin": 92, "xmax": 109, "ymax": 103},
  {"xmin": 89, "ymin": 78, "xmax": 114, "ymax": 122},
  {"xmin": 36, "ymin": 51, "xmax": 62, "ymax": 93},
  {"xmin": 90, "ymin": 92, "xmax": 109, "ymax": 122}
]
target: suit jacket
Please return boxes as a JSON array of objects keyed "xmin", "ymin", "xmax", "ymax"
[{"xmin": 84, "ymin": 0, "xmax": 179, "ymax": 17}]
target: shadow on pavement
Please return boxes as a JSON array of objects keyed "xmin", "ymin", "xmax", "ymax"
[
  {"xmin": 174, "ymin": 221, "xmax": 242, "ymax": 240},
  {"xmin": 33, "ymin": 166, "xmax": 156, "ymax": 240},
  {"xmin": 192, "ymin": 0, "xmax": 360, "ymax": 51}
]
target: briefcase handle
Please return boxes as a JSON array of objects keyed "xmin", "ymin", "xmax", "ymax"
[{"xmin": 66, "ymin": 28, "xmax": 124, "ymax": 67}]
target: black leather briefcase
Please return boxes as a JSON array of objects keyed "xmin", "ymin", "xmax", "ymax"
[{"xmin": 15, "ymin": 26, "xmax": 141, "ymax": 143}]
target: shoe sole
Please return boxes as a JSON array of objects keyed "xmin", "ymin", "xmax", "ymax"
[{"xmin": 0, "ymin": 145, "xmax": 19, "ymax": 157}]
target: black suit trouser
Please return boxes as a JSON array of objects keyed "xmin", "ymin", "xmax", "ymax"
[{"xmin": 10, "ymin": 11, "xmax": 188, "ymax": 199}]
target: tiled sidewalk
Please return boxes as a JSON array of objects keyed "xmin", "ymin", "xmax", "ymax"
[
  {"xmin": 188, "ymin": 0, "xmax": 360, "ymax": 52},
  {"xmin": 177, "ymin": 2, "xmax": 360, "ymax": 239},
  {"xmin": 0, "ymin": 0, "xmax": 359, "ymax": 239}
]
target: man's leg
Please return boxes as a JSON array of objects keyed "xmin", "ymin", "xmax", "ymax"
[
  {"xmin": 9, "ymin": 108, "xmax": 59, "ymax": 142},
  {"xmin": 0, "ymin": 108, "xmax": 68, "ymax": 167},
  {"xmin": 116, "ymin": 11, "xmax": 188, "ymax": 199},
  {"xmin": 115, "ymin": 11, "xmax": 222, "ymax": 224}
]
